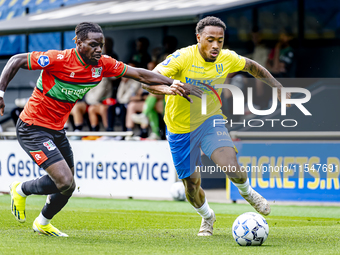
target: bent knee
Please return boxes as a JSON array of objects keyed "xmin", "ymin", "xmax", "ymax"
[
  {"xmin": 218, "ymin": 158, "xmax": 239, "ymax": 172},
  {"xmin": 57, "ymin": 176, "xmax": 75, "ymax": 193}
]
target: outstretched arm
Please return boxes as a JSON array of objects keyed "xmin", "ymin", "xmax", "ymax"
[
  {"xmin": 0, "ymin": 53, "xmax": 28, "ymax": 116},
  {"xmin": 242, "ymin": 57, "xmax": 291, "ymax": 105},
  {"xmin": 124, "ymin": 65, "xmax": 174, "ymax": 86},
  {"xmin": 141, "ymin": 82, "xmax": 179, "ymax": 96},
  {"xmin": 126, "ymin": 66, "xmax": 202, "ymax": 103}
]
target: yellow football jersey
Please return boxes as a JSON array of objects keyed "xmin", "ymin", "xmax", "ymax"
[{"xmin": 156, "ymin": 44, "xmax": 246, "ymax": 134}]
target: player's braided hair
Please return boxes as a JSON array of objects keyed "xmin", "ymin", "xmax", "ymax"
[
  {"xmin": 196, "ymin": 16, "xmax": 226, "ymax": 34},
  {"xmin": 73, "ymin": 22, "xmax": 103, "ymax": 42}
]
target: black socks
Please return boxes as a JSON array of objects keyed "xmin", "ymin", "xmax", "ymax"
[
  {"xmin": 22, "ymin": 175, "xmax": 59, "ymax": 196},
  {"xmin": 41, "ymin": 193, "xmax": 71, "ymax": 220}
]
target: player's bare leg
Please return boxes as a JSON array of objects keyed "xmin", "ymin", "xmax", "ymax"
[
  {"xmin": 211, "ymin": 146, "xmax": 271, "ymax": 216},
  {"xmin": 182, "ymin": 171, "xmax": 216, "ymax": 236}
]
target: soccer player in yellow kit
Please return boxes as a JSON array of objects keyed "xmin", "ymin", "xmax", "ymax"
[{"xmin": 143, "ymin": 16, "xmax": 291, "ymax": 236}]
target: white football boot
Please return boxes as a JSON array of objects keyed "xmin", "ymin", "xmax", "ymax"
[
  {"xmin": 197, "ymin": 210, "xmax": 216, "ymax": 236},
  {"xmin": 241, "ymin": 187, "xmax": 271, "ymax": 216}
]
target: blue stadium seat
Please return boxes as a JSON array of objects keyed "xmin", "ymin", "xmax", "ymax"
[{"xmin": 0, "ymin": 0, "xmax": 92, "ymax": 56}]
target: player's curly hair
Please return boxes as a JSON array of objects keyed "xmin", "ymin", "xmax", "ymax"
[
  {"xmin": 74, "ymin": 22, "xmax": 103, "ymax": 42},
  {"xmin": 196, "ymin": 16, "xmax": 226, "ymax": 34}
]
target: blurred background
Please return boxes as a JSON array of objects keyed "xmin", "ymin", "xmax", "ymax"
[
  {"xmin": 0, "ymin": 0, "xmax": 339, "ymax": 75},
  {"xmin": 0, "ymin": 0, "xmax": 339, "ymax": 203}
]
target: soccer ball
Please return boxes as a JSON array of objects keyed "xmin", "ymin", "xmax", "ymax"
[
  {"xmin": 232, "ymin": 212, "xmax": 269, "ymax": 246},
  {"xmin": 169, "ymin": 182, "xmax": 186, "ymax": 201}
]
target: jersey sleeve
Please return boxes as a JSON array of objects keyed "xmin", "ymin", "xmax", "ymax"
[
  {"xmin": 101, "ymin": 56, "xmax": 127, "ymax": 78},
  {"xmin": 155, "ymin": 50, "xmax": 185, "ymax": 77},
  {"xmin": 27, "ymin": 50, "xmax": 61, "ymax": 71},
  {"xmin": 228, "ymin": 50, "xmax": 246, "ymax": 73}
]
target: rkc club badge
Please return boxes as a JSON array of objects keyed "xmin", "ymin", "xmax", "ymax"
[
  {"xmin": 215, "ymin": 63, "xmax": 223, "ymax": 74},
  {"xmin": 92, "ymin": 67, "xmax": 102, "ymax": 78}
]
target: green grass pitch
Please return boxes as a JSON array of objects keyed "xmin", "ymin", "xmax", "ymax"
[{"xmin": 0, "ymin": 194, "xmax": 339, "ymax": 255}]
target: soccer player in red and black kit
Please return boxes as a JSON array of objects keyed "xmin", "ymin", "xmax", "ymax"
[{"xmin": 0, "ymin": 22, "xmax": 201, "ymax": 236}]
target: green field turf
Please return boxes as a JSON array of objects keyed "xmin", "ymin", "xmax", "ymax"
[{"xmin": 0, "ymin": 194, "xmax": 339, "ymax": 255}]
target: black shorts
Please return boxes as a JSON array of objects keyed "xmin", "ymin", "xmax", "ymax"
[{"xmin": 16, "ymin": 119, "xmax": 74, "ymax": 170}]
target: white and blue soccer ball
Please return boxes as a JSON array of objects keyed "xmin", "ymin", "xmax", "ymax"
[
  {"xmin": 232, "ymin": 212, "xmax": 269, "ymax": 246},
  {"xmin": 169, "ymin": 182, "xmax": 186, "ymax": 201}
]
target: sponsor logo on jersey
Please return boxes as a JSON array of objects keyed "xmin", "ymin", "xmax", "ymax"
[
  {"xmin": 37, "ymin": 55, "xmax": 50, "ymax": 68},
  {"xmin": 215, "ymin": 64, "xmax": 223, "ymax": 74},
  {"xmin": 171, "ymin": 51, "xmax": 180, "ymax": 58},
  {"xmin": 70, "ymin": 72, "xmax": 75, "ymax": 78},
  {"xmin": 57, "ymin": 54, "xmax": 64, "ymax": 60},
  {"xmin": 91, "ymin": 67, "xmax": 102, "ymax": 78},
  {"xmin": 43, "ymin": 140, "xmax": 56, "ymax": 151},
  {"xmin": 232, "ymin": 51, "xmax": 242, "ymax": 60},
  {"xmin": 185, "ymin": 77, "xmax": 213, "ymax": 86},
  {"xmin": 191, "ymin": 65, "xmax": 204, "ymax": 69},
  {"xmin": 113, "ymin": 61, "xmax": 120, "ymax": 69},
  {"xmin": 29, "ymin": 150, "xmax": 48, "ymax": 165},
  {"xmin": 61, "ymin": 87, "xmax": 91, "ymax": 97},
  {"xmin": 162, "ymin": 58, "xmax": 171, "ymax": 66}
]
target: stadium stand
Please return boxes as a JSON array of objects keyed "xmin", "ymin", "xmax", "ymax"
[{"xmin": 0, "ymin": 0, "xmax": 92, "ymax": 55}]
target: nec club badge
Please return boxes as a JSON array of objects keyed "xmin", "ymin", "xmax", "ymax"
[
  {"xmin": 92, "ymin": 67, "xmax": 102, "ymax": 78},
  {"xmin": 43, "ymin": 140, "xmax": 56, "ymax": 151},
  {"xmin": 37, "ymin": 55, "xmax": 50, "ymax": 67}
]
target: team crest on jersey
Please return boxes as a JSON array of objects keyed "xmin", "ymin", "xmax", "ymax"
[
  {"xmin": 91, "ymin": 67, "xmax": 102, "ymax": 78},
  {"xmin": 43, "ymin": 140, "xmax": 56, "ymax": 151},
  {"xmin": 215, "ymin": 63, "xmax": 223, "ymax": 74},
  {"xmin": 162, "ymin": 58, "xmax": 171, "ymax": 66},
  {"xmin": 37, "ymin": 55, "xmax": 50, "ymax": 68}
]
